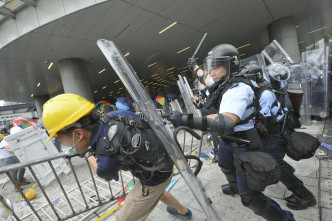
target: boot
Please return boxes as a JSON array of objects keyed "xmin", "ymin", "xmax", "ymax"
[
  {"xmin": 285, "ymin": 185, "xmax": 317, "ymax": 210},
  {"xmin": 220, "ymin": 167, "xmax": 239, "ymax": 196},
  {"xmin": 279, "ymin": 164, "xmax": 317, "ymax": 210},
  {"xmin": 241, "ymin": 194, "xmax": 290, "ymax": 221}
]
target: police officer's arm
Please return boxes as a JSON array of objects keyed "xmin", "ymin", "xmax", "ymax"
[
  {"xmin": 170, "ymin": 112, "xmax": 234, "ymax": 135},
  {"xmin": 207, "ymin": 113, "xmax": 239, "ymax": 125},
  {"xmin": 193, "ymin": 65, "xmax": 214, "ymax": 87}
]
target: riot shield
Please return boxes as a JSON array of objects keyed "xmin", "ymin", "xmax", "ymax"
[
  {"xmin": 177, "ymin": 75, "xmax": 214, "ymax": 157},
  {"xmin": 242, "ymin": 53, "xmax": 269, "ymax": 81},
  {"xmin": 288, "ymin": 63, "xmax": 311, "ymax": 125},
  {"xmin": 301, "ymin": 45, "xmax": 331, "ymax": 118},
  {"xmin": 97, "ymin": 40, "xmax": 220, "ymax": 220},
  {"xmin": 262, "ymin": 40, "xmax": 294, "ymax": 65}
]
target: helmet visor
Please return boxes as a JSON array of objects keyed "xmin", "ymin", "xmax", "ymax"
[
  {"xmin": 203, "ymin": 56, "xmax": 231, "ymax": 78},
  {"xmin": 267, "ymin": 63, "xmax": 290, "ymax": 82}
]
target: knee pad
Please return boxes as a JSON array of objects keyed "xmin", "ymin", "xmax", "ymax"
[{"xmin": 220, "ymin": 167, "xmax": 237, "ymax": 183}]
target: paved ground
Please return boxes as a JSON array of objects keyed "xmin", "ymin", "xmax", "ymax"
[
  {"xmin": 143, "ymin": 118, "xmax": 331, "ymax": 221},
  {"xmin": 0, "ymin": 117, "xmax": 331, "ymax": 221}
]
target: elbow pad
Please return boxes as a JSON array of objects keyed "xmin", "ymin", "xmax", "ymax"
[{"xmin": 207, "ymin": 114, "xmax": 234, "ymax": 135}]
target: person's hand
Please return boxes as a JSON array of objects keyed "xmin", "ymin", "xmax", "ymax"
[{"xmin": 188, "ymin": 58, "xmax": 198, "ymax": 72}]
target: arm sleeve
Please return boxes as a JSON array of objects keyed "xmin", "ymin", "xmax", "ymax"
[
  {"xmin": 96, "ymin": 155, "xmax": 122, "ymax": 181},
  {"xmin": 259, "ymin": 90, "xmax": 272, "ymax": 117},
  {"xmin": 219, "ymin": 83, "xmax": 254, "ymax": 119}
]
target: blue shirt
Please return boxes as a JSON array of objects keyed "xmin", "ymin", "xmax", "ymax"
[
  {"xmin": 259, "ymin": 90, "xmax": 284, "ymax": 122},
  {"xmin": 219, "ymin": 82, "xmax": 255, "ymax": 132},
  {"xmin": 90, "ymin": 110, "xmax": 140, "ymax": 181}
]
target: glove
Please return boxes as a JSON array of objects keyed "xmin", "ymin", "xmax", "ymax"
[
  {"xmin": 168, "ymin": 111, "xmax": 183, "ymax": 128},
  {"xmin": 187, "ymin": 58, "xmax": 198, "ymax": 72},
  {"xmin": 169, "ymin": 112, "xmax": 234, "ymax": 135}
]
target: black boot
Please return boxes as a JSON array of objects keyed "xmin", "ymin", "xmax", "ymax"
[
  {"xmin": 285, "ymin": 185, "xmax": 317, "ymax": 210},
  {"xmin": 279, "ymin": 164, "xmax": 317, "ymax": 210},
  {"xmin": 220, "ymin": 167, "xmax": 239, "ymax": 196},
  {"xmin": 241, "ymin": 194, "xmax": 289, "ymax": 221}
]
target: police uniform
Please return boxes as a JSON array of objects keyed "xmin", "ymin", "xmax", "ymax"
[
  {"xmin": 217, "ymin": 81, "xmax": 294, "ymax": 221},
  {"xmin": 259, "ymin": 89, "xmax": 316, "ymax": 210},
  {"xmin": 181, "ymin": 43, "xmax": 296, "ymax": 220}
]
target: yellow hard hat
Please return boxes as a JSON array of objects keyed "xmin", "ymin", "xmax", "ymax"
[
  {"xmin": 42, "ymin": 94, "xmax": 94, "ymax": 142},
  {"xmin": 24, "ymin": 188, "xmax": 36, "ymax": 201}
]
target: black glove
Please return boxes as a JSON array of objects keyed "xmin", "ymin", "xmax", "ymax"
[
  {"xmin": 168, "ymin": 111, "xmax": 183, "ymax": 128},
  {"xmin": 169, "ymin": 112, "xmax": 234, "ymax": 135},
  {"xmin": 188, "ymin": 58, "xmax": 198, "ymax": 72}
]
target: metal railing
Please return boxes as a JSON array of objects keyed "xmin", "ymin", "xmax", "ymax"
[{"xmin": 0, "ymin": 153, "xmax": 132, "ymax": 221}]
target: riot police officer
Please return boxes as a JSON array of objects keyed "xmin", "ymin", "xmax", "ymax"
[
  {"xmin": 172, "ymin": 44, "xmax": 295, "ymax": 221},
  {"xmin": 257, "ymin": 67, "xmax": 317, "ymax": 210}
]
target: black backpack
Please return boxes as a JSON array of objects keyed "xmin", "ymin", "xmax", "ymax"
[
  {"xmin": 234, "ymin": 151, "xmax": 282, "ymax": 191},
  {"xmin": 92, "ymin": 114, "xmax": 173, "ymax": 174}
]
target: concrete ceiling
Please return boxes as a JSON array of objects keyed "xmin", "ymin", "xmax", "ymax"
[{"xmin": 0, "ymin": 0, "xmax": 331, "ymax": 103}]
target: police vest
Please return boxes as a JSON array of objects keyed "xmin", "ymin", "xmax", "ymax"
[
  {"xmin": 201, "ymin": 74, "xmax": 256, "ymax": 127},
  {"xmin": 91, "ymin": 114, "xmax": 173, "ymax": 184}
]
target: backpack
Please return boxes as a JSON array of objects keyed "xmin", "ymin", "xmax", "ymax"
[{"xmin": 91, "ymin": 113, "xmax": 173, "ymax": 182}]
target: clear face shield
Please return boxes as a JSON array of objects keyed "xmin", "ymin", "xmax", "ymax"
[
  {"xmin": 203, "ymin": 56, "xmax": 231, "ymax": 82},
  {"xmin": 267, "ymin": 63, "xmax": 290, "ymax": 89},
  {"xmin": 267, "ymin": 63, "xmax": 290, "ymax": 82}
]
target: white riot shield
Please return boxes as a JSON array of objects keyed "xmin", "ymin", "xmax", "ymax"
[
  {"xmin": 262, "ymin": 40, "xmax": 294, "ymax": 65},
  {"xmin": 242, "ymin": 53, "xmax": 269, "ymax": 81},
  {"xmin": 301, "ymin": 45, "xmax": 331, "ymax": 118},
  {"xmin": 288, "ymin": 64, "xmax": 311, "ymax": 125},
  {"xmin": 97, "ymin": 40, "xmax": 220, "ymax": 220},
  {"xmin": 177, "ymin": 75, "xmax": 213, "ymax": 153}
]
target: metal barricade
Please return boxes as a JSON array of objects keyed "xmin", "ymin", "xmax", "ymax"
[{"xmin": 0, "ymin": 153, "xmax": 132, "ymax": 221}]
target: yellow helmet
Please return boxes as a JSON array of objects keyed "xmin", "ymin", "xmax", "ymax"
[
  {"xmin": 42, "ymin": 94, "xmax": 94, "ymax": 142},
  {"xmin": 24, "ymin": 188, "xmax": 36, "ymax": 201}
]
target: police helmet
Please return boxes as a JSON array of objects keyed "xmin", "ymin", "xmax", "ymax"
[
  {"xmin": 267, "ymin": 63, "xmax": 290, "ymax": 81},
  {"xmin": 204, "ymin": 44, "xmax": 240, "ymax": 79},
  {"xmin": 267, "ymin": 63, "xmax": 290, "ymax": 89},
  {"xmin": 243, "ymin": 64, "xmax": 265, "ymax": 84}
]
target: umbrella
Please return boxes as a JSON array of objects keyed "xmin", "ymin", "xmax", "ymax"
[
  {"xmin": 95, "ymin": 101, "xmax": 111, "ymax": 111},
  {"xmin": 166, "ymin": 93, "xmax": 177, "ymax": 98},
  {"xmin": 11, "ymin": 117, "xmax": 38, "ymax": 129},
  {"xmin": 115, "ymin": 97, "xmax": 134, "ymax": 111},
  {"xmin": 117, "ymin": 179, "xmax": 137, "ymax": 206},
  {"xmin": 156, "ymin": 96, "xmax": 167, "ymax": 106}
]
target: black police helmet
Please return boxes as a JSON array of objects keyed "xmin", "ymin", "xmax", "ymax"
[
  {"xmin": 208, "ymin": 44, "xmax": 241, "ymax": 73},
  {"xmin": 243, "ymin": 64, "xmax": 265, "ymax": 84}
]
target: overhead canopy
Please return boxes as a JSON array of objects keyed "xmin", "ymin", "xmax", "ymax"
[{"xmin": 0, "ymin": 0, "xmax": 331, "ymax": 102}]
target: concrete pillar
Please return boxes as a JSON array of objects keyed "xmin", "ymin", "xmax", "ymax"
[
  {"xmin": 34, "ymin": 95, "xmax": 50, "ymax": 118},
  {"xmin": 268, "ymin": 16, "xmax": 301, "ymax": 63},
  {"xmin": 58, "ymin": 58, "xmax": 94, "ymax": 102}
]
